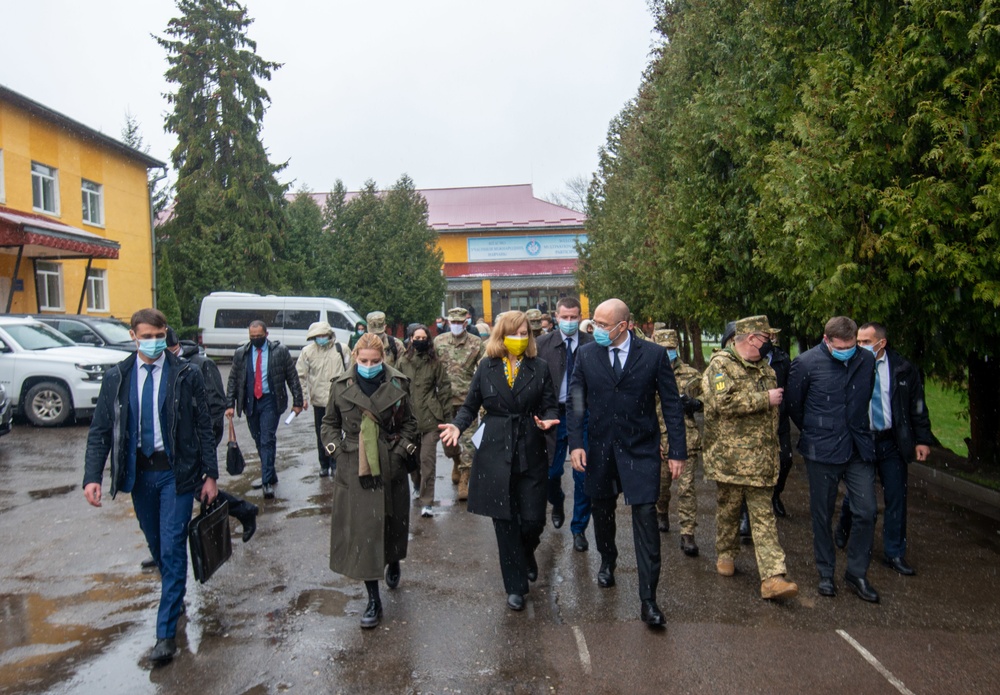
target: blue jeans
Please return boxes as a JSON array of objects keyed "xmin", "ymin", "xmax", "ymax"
[
  {"xmin": 546, "ymin": 407, "xmax": 591, "ymax": 534},
  {"xmin": 839, "ymin": 437, "xmax": 908, "ymax": 558},
  {"xmin": 132, "ymin": 468, "xmax": 194, "ymax": 639},
  {"xmin": 247, "ymin": 394, "xmax": 279, "ymax": 485}
]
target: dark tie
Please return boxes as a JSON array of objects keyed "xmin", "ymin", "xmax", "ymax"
[
  {"xmin": 872, "ymin": 363, "xmax": 885, "ymax": 430},
  {"xmin": 612, "ymin": 347, "xmax": 623, "ymax": 380},
  {"xmin": 565, "ymin": 338, "xmax": 575, "ymax": 385},
  {"xmin": 254, "ymin": 348, "xmax": 264, "ymax": 399},
  {"xmin": 141, "ymin": 363, "xmax": 155, "ymax": 457}
]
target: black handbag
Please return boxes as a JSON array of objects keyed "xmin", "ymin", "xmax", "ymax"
[
  {"xmin": 226, "ymin": 416, "xmax": 245, "ymax": 476},
  {"xmin": 188, "ymin": 498, "xmax": 232, "ymax": 583}
]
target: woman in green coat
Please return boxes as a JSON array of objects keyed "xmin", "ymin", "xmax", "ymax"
[
  {"xmin": 321, "ymin": 333, "xmax": 420, "ymax": 629},
  {"xmin": 398, "ymin": 324, "xmax": 453, "ymax": 518}
]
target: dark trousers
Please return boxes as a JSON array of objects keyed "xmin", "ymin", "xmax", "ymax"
[
  {"xmin": 838, "ymin": 437, "xmax": 908, "ymax": 558},
  {"xmin": 592, "ymin": 497, "xmax": 661, "ymax": 602},
  {"xmin": 546, "ymin": 407, "xmax": 592, "ymax": 534},
  {"xmin": 493, "ymin": 472, "xmax": 545, "ymax": 596},
  {"xmin": 217, "ymin": 489, "xmax": 254, "ymax": 521},
  {"xmin": 806, "ymin": 457, "xmax": 877, "ymax": 580},
  {"xmin": 132, "ymin": 468, "xmax": 194, "ymax": 639},
  {"xmin": 313, "ymin": 405, "xmax": 334, "ymax": 472},
  {"xmin": 246, "ymin": 393, "xmax": 278, "ymax": 484},
  {"xmin": 773, "ymin": 430, "xmax": 793, "ymax": 497}
]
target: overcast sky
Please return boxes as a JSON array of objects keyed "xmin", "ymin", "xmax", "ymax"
[{"xmin": 2, "ymin": 1, "xmax": 659, "ymax": 200}]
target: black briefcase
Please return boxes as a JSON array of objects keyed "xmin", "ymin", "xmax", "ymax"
[{"xmin": 188, "ymin": 498, "xmax": 232, "ymax": 583}]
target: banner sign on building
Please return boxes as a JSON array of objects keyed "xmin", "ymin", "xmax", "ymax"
[{"xmin": 467, "ymin": 234, "xmax": 587, "ymax": 262}]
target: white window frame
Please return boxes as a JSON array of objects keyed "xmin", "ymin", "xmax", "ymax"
[
  {"xmin": 81, "ymin": 179, "xmax": 104, "ymax": 227},
  {"xmin": 0, "ymin": 150, "xmax": 5, "ymax": 203},
  {"xmin": 85, "ymin": 268, "xmax": 109, "ymax": 312},
  {"xmin": 35, "ymin": 261, "xmax": 64, "ymax": 311},
  {"xmin": 31, "ymin": 162, "xmax": 60, "ymax": 215}
]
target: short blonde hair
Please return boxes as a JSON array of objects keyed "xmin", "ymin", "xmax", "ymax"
[
  {"xmin": 352, "ymin": 332, "xmax": 385, "ymax": 358},
  {"xmin": 485, "ymin": 310, "xmax": 538, "ymax": 359}
]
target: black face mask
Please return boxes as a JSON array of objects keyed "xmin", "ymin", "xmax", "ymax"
[
  {"xmin": 413, "ymin": 340, "xmax": 430, "ymax": 353},
  {"xmin": 757, "ymin": 339, "xmax": 773, "ymax": 359},
  {"xmin": 250, "ymin": 336, "xmax": 267, "ymax": 349}
]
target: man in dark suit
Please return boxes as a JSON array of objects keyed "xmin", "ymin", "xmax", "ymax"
[
  {"xmin": 536, "ymin": 297, "xmax": 593, "ymax": 551},
  {"xmin": 836, "ymin": 322, "xmax": 933, "ymax": 576},
  {"xmin": 225, "ymin": 320, "xmax": 303, "ymax": 499},
  {"xmin": 568, "ymin": 298, "xmax": 687, "ymax": 627},
  {"xmin": 84, "ymin": 308, "xmax": 218, "ymax": 665},
  {"xmin": 786, "ymin": 316, "xmax": 879, "ymax": 603}
]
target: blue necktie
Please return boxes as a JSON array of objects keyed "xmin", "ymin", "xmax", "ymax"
[
  {"xmin": 612, "ymin": 348, "xmax": 623, "ymax": 380},
  {"xmin": 871, "ymin": 363, "xmax": 885, "ymax": 431},
  {"xmin": 565, "ymin": 338, "xmax": 575, "ymax": 388},
  {"xmin": 141, "ymin": 364, "xmax": 156, "ymax": 457}
]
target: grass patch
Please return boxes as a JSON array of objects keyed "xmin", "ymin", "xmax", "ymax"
[{"xmin": 924, "ymin": 379, "xmax": 969, "ymax": 458}]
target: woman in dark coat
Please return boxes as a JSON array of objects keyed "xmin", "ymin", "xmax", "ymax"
[
  {"xmin": 321, "ymin": 333, "xmax": 419, "ymax": 629},
  {"xmin": 397, "ymin": 325, "xmax": 452, "ymax": 518},
  {"xmin": 347, "ymin": 319, "xmax": 367, "ymax": 350},
  {"xmin": 439, "ymin": 311, "xmax": 560, "ymax": 611}
]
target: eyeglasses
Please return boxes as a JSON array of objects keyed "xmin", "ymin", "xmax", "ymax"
[{"xmin": 592, "ymin": 320, "xmax": 623, "ymax": 331}]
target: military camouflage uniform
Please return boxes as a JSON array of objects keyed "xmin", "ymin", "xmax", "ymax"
[
  {"xmin": 525, "ymin": 308, "xmax": 544, "ymax": 338},
  {"xmin": 366, "ymin": 311, "xmax": 406, "ymax": 368},
  {"xmin": 701, "ymin": 325, "xmax": 787, "ymax": 580},
  {"xmin": 434, "ymin": 315, "xmax": 486, "ymax": 471}
]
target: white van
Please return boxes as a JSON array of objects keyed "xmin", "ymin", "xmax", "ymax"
[{"xmin": 198, "ymin": 292, "xmax": 364, "ymax": 358}]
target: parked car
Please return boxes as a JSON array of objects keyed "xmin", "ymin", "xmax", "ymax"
[
  {"xmin": 198, "ymin": 292, "xmax": 364, "ymax": 358},
  {"xmin": 25, "ymin": 314, "xmax": 136, "ymax": 352},
  {"xmin": 0, "ymin": 317, "xmax": 126, "ymax": 426},
  {"xmin": 0, "ymin": 384, "xmax": 12, "ymax": 437}
]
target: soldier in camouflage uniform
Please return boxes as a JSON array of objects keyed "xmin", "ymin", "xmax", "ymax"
[
  {"xmin": 366, "ymin": 312, "xmax": 406, "ymax": 369},
  {"xmin": 434, "ymin": 307, "xmax": 486, "ymax": 500},
  {"xmin": 525, "ymin": 308, "xmax": 544, "ymax": 338},
  {"xmin": 702, "ymin": 315, "xmax": 799, "ymax": 600},
  {"xmin": 653, "ymin": 329, "xmax": 703, "ymax": 557}
]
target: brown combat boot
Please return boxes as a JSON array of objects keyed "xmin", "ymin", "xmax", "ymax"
[
  {"xmin": 716, "ymin": 557, "xmax": 735, "ymax": 576},
  {"xmin": 451, "ymin": 459, "xmax": 461, "ymax": 485},
  {"xmin": 457, "ymin": 469, "xmax": 470, "ymax": 501},
  {"xmin": 761, "ymin": 575, "xmax": 799, "ymax": 600}
]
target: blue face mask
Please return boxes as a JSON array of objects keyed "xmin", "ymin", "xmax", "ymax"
[
  {"xmin": 828, "ymin": 342, "xmax": 857, "ymax": 362},
  {"xmin": 315, "ymin": 337, "xmax": 331, "ymax": 347},
  {"xmin": 667, "ymin": 349, "xmax": 678, "ymax": 362},
  {"xmin": 137, "ymin": 338, "xmax": 167, "ymax": 360},
  {"xmin": 861, "ymin": 344, "xmax": 875, "ymax": 353},
  {"xmin": 357, "ymin": 362, "xmax": 383, "ymax": 379},
  {"xmin": 559, "ymin": 320, "xmax": 579, "ymax": 336},
  {"xmin": 593, "ymin": 327, "xmax": 612, "ymax": 347}
]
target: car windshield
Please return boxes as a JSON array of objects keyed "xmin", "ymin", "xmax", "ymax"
[
  {"xmin": 2, "ymin": 323, "xmax": 76, "ymax": 350},
  {"xmin": 93, "ymin": 319, "xmax": 133, "ymax": 343}
]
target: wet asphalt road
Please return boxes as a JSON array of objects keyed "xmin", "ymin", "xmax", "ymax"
[{"xmin": 1, "ymin": 365, "xmax": 999, "ymax": 694}]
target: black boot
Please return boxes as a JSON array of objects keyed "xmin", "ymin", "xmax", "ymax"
[
  {"xmin": 739, "ymin": 502, "xmax": 752, "ymax": 544},
  {"xmin": 361, "ymin": 580, "xmax": 382, "ymax": 629}
]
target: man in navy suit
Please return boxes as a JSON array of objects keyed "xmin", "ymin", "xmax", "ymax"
[
  {"xmin": 84, "ymin": 308, "xmax": 218, "ymax": 665},
  {"xmin": 568, "ymin": 298, "xmax": 687, "ymax": 627}
]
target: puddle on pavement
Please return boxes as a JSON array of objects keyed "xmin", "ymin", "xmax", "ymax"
[
  {"xmin": 291, "ymin": 589, "xmax": 349, "ymax": 617},
  {"xmin": 27, "ymin": 484, "xmax": 77, "ymax": 500},
  {"xmin": 285, "ymin": 506, "xmax": 330, "ymax": 519}
]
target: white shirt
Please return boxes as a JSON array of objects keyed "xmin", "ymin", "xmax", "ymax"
[
  {"xmin": 870, "ymin": 352, "xmax": 893, "ymax": 431},
  {"xmin": 559, "ymin": 332, "xmax": 576, "ymax": 404},
  {"xmin": 608, "ymin": 332, "xmax": 632, "ymax": 370},
  {"xmin": 135, "ymin": 353, "xmax": 166, "ymax": 452}
]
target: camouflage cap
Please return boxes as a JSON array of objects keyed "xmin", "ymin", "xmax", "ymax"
[
  {"xmin": 366, "ymin": 311, "xmax": 387, "ymax": 334},
  {"xmin": 652, "ymin": 329, "xmax": 679, "ymax": 348},
  {"xmin": 653, "ymin": 322, "xmax": 666, "ymax": 331},
  {"xmin": 734, "ymin": 315, "xmax": 780, "ymax": 337},
  {"xmin": 446, "ymin": 307, "xmax": 469, "ymax": 322},
  {"xmin": 525, "ymin": 308, "xmax": 543, "ymax": 329}
]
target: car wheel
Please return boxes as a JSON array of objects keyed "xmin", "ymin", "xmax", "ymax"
[{"xmin": 24, "ymin": 382, "xmax": 72, "ymax": 427}]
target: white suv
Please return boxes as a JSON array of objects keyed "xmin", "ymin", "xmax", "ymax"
[{"xmin": 0, "ymin": 317, "xmax": 126, "ymax": 426}]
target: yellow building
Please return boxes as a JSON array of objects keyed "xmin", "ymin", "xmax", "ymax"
[{"xmin": 0, "ymin": 85, "xmax": 164, "ymax": 317}]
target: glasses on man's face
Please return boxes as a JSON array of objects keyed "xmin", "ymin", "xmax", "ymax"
[{"xmin": 592, "ymin": 320, "xmax": 621, "ymax": 331}]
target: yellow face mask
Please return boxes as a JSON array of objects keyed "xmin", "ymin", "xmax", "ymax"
[{"xmin": 503, "ymin": 335, "xmax": 529, "ymax": 357}]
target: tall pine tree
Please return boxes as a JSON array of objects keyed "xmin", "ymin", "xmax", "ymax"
[{"xmin": 156, "ymin": 0, "xmax": 289, "ymax": 323}]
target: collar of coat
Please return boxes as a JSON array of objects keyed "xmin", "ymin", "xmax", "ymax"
[
  {"xmin": 482, "ymin": 355, "xmax": 537, "ymax": 407},
  {"xmin": 333, "ymin": 365, "xmax": 410, "ymax": 412}
]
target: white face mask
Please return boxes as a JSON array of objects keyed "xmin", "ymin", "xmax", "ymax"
[{"xmin": 449, "ymin": 323, "xmax": 465, "ymax": 336}]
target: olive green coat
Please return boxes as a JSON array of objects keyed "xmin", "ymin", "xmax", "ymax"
[
  {"xmin": 397, "ymin": 352, "xmax": 453, "ymax": 433},
  {"xmin": 701, "ymin": 347, "xmax": 779, "ymax": 487},
  {"xmin": 321, "ymin": 365, "xmax": 419, "ymax": 581}
]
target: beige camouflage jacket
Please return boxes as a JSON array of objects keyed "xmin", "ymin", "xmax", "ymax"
[
  {"xmin": 658, "ymin": 358, "xmax": 703, "ymax": 454},
  {"xmin": 701, "ymin": 347, "xmax": 779, "ymax": 487},
  {"xmin": 433, "ymin": 330, "xmax": 485, "ymax": 406}
]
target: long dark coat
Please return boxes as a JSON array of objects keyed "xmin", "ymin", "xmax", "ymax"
[
  {"xmin": 452, "ymin": 356, "xmax": 559, "ymax": 521},
  {"xmin": 321, "ymin": 365, "xmax": 419, "ymax": 581}
]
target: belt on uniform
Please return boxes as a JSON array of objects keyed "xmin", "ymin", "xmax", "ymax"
[
  {"xmin": 137, "ymin": 449, "xmax": 170, "ymax": 472},
  {"xmin": 874, "ymin": 429, "xmax": 895, "ymax": 442}
]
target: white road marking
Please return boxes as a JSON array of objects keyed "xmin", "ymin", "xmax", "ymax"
[
  {"xmin": 837, "ymin": 629, "xmax": 916, "ymax": 695},
  {"xmin": 572, "ymin": 626, "xmax": 592, "ymax": 675}
]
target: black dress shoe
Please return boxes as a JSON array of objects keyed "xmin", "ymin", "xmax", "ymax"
[
  {"xmin": 844, "ymin": 572, "xmax": 880, "ymax": 603},
  {"xmin": 240, "ymin": 504, "xmax": 259, "ymax": 543},
  {"xmin": 573, "ymin": 532, "xmax": 589, "ymax": 552},
  {"xmin": 551, "ymin": 502, "xmax": 565, "ymax": 529},
  {"xmin": 597, "ymin": 561, "xmax": 616, "ymax": 588},
  {"xmin": 883, "ymin": 556, "xmax": 916, "ymax": 576},
  {"xmin": 360, "ymin": 599, "xmax": 382, "ymax": 628},
  {"xmin": 526, "ymin": 553, "xmax": 538, "ymax": 582},
  {"xmin": 657, "ymin": 514, "xmax": 670, "ymax": 533},
  {"xmin": 507, "ymin": 593, "xmax": 525, "ymax": 611},
  {"xmin": 319, "ymin": 467, "xmax": 331, "ymax": 478},
  {"xmin": 680, "ymin": 534, "xmax": 699, "ymax": 557},
  {"xmin": 834, "ymin": 525, "xmax": 849, "ymax": 550},
  {"xmin": 739, "ymin": 510, "xmax": 752, "ymax": 542},
  {"xmin": 385, "ymin": 561, "xmax": 401, "ymax": 589},
  {"xmin": 772, "ymin": 495, "xmax": 787, "ymax": 518},
  {"xmin": 141, "ymin": 557, "xmax": 157, "ymax": 570},
  {"xmin": 640, "ymin": 600, "xmax": 666, "ymax": 627},
  {"xmin": 818, "ymin": 577, "xmax": 836, "ymax": 597},
  {"xmin": 262, "ymin": 483, "xmax": 275, "ymax": 499},
  {"xmin": 150, "ymin": 637, "xmax": 176, "ymax": 665}
]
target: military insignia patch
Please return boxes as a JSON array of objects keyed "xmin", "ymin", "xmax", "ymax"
[{"xmin": 713, "ymin": 373, "xmax": 727, "ymax": 392}]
